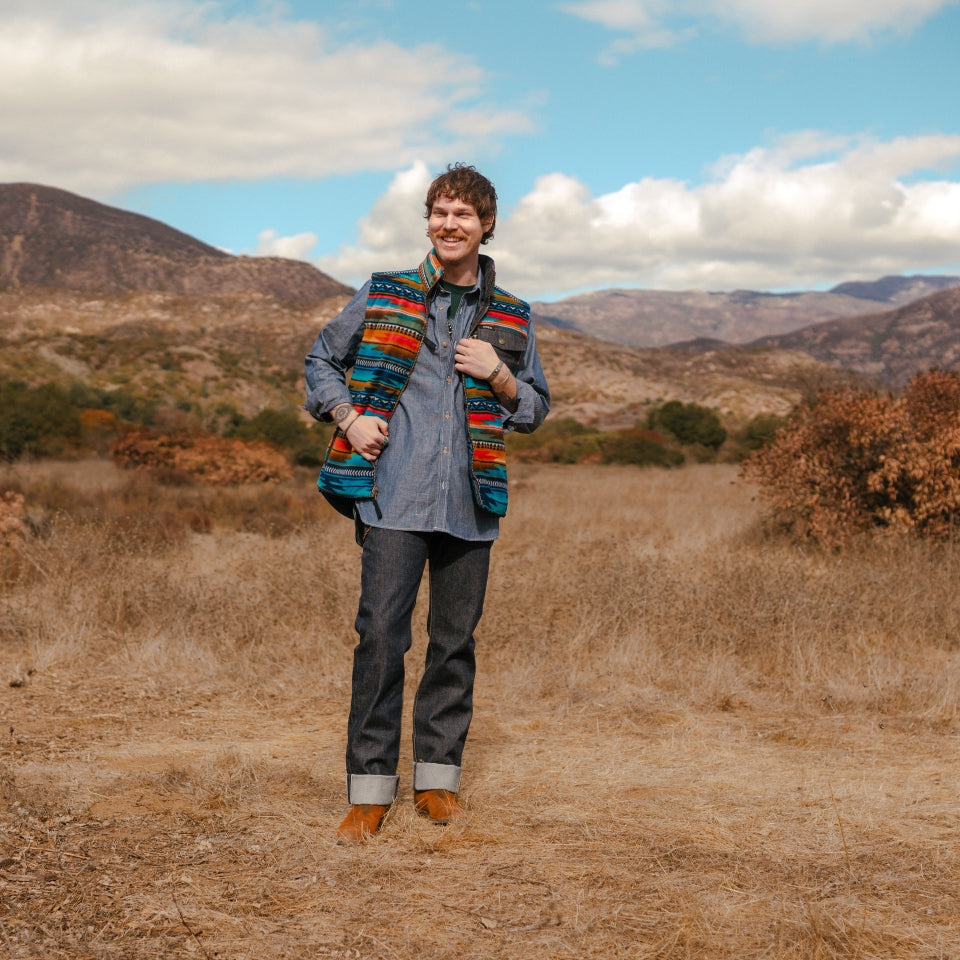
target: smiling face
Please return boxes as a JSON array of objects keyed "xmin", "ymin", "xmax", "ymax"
[{"xmin": 427, "ymin": 194, "xmax": 494, "ymax": 281}]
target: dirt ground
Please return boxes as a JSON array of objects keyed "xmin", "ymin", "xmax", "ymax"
[
  {"xmin": 5, "ymin": 669, "xmax": 958, "ymax": 960},
  {"xmin": 2, "ymin": 462, "xmax": 959, "ymax": 958}
]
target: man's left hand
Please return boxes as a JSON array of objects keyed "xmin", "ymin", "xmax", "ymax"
[{"xmin": 454, "ymin": 338, "xmax": 500, "ymax": 380}]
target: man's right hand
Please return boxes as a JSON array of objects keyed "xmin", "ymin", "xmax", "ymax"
[{"xmin": 345, "ymin": 415, "xmax": 389, "ymax": 461}]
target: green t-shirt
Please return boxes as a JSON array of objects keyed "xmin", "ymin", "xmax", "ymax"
[{"xmin": 440, "ymin": 279, "xmax": 473, "ymax": 330}]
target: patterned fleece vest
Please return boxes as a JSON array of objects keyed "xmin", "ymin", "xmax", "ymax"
[{"xmin": 317, "ymin": 250, "xmax": 530, "ymax": 518}]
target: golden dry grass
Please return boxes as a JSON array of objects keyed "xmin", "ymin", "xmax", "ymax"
[{"xmin": 1, "ymin": 460, "xmax": 958, "ymax": 959}]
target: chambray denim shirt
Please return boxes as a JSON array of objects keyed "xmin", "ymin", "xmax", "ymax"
[{"xmin": 304, "ymin": 265, "xmax": 550, "ymax": 541}]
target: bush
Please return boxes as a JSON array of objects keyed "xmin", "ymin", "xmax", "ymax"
[
  {"xmin": 67, "ymin": 382, "xmax": 157, "ymax": 426},
  {"xmin": 737, "ymin": 414, "xmax": 786, "ymax": 452},
  {"xmin": 0, "ymin": 380, "xmax": 83, "ymax": 459},
  {"xmin": 507, "ymin": 417, "xmax": 682, "ymax": 467},
  {"xmin": 0, "ymin": 377, "xmax": 164, "ymax": 461},
  {"xmin": 742, "ymin": 370, "xmax": 960, "ymax": 546},
  {"xmin": 112, "ymin": 428, "xmax": 292, "ymax": 484},
  {"xmin": 507, "ymin": 417, "xmax": 600, "ymax": 463},
  {"xmin": 598, "ymin": 428, "xmax": 684, "ymax": 467},
  {"xmin": 231, "ymin": 408, "xmax": 307, "ymax": 448},
  {"xmin": 228, "ymin": 407, "xmax": 333, "ymax": 467},
  {"xmin": 648, "ymin": 400, "xmax": 727, "ymax": 450}
]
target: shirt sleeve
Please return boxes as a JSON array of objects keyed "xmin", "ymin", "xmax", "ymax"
[
  {"xmin": 303, "ymin": 282, "xmax": 370, "ymax": 421},
  {"xmin": 502, "ymin": 321, "xmax": 550, "ymax": 434}
]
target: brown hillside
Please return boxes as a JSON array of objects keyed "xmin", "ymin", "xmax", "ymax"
[
  {"xmin": 0, "ymin": 183, "xmax": 352, "ymax": 304},
  {"xmin": 534, "ymin": 325, "xmax": 870, "ymax": 425},
  {"xmin": 751, "ymin": 287, "xmax": 960, "ymax": 386},
  {"xmin": 0, "ymin": 287, "xmax": 863, "ymax": 426}
]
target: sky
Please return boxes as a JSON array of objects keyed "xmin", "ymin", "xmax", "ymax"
[{"xmin": 2, "ymin": 0, "xmax": 959, "ymax": 301}]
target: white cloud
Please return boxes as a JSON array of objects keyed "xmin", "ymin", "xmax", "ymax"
[
  {"xmin": 560, "ymin": 0, "xmax": 685, "ymax": 53},
  {"xmin": 564, "ymin": 0, "xmax": 959, "ymax": 55},
  {"xmin": 255, "ymin": 229, "xmax": 318, "ymax": 260},
  {"xmin": 712, "ymin": 0, "xmax": 957, "ymax": 43},
  {"xmin": 316, "ymin": 162, "xmax": 435, "ymax": 284},
  {"xmin": 321, "ymin": 137, "xmax": 960, "ymax": 298},
  {"xmin": 0, "ymin": 1, "xmax": 529, "ymax": 197}
]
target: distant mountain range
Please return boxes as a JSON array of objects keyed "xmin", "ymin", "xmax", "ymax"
[
  {"xmin": 1, "ymin": 181, "xmax": 957, "ymax": 426},
  {"xmin": 533, "ymin": 275, "xmax": 960, "ymax": 350}
]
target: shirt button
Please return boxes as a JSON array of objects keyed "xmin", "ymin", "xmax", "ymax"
[
  {"xmin": 443, "ymin": 448, "xmax": 449, "ymax": 455},
  {"xmin": 445, "ymin": 413, "xmax": 451, "ymax": 420},
  {"xmin": 446, "ymin": 377, "xmax": 452, "ymax": 383},
  {"xmin": 442, "ymin": 341, "xmax": 449, "ymax": 348}
]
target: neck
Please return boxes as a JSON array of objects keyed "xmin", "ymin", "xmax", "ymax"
[{"xmin": 439, "ymin": 256, "xmax": 480, "ymax": 286}]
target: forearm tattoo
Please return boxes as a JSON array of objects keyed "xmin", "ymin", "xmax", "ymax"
[
  {"xmin": 491, "ymin": 377, "xmax": 520, "ymax": 414},
  {"xmin": 333, "ymin": 404, "xmax": 353, "ymax": 423}
]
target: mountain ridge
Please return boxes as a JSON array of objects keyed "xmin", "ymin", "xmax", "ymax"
[
  {"xmin": 0, "ymin": 182, "xmax": 352, "ymax": 304},
  {"xmin": 533, "ymin": 275, "xmax": 960, "ymax": 350},
  {"xmin": 747, "ymin": 287, "xmax": 960, "ymax": 387}
]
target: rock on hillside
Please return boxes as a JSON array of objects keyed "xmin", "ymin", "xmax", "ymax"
[
  {"xmin": 0, "ymin": 182, "xmax": 352, "ymax": 304},
  {"xmin": 750, "ymin": 287, "xmax": 960, "ymax": 387}
]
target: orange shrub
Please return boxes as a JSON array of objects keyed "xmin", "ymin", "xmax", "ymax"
[
  {"xmin": 79, "ymin": 408, "xmax": 118, "ymax": 431},
  {"xmin": 111, "ymin": 428, "xmax": 292, "ymax": 485},
  {"xmin": 742, "ymin": 370, "xmax": 960, "ymax": 546}
]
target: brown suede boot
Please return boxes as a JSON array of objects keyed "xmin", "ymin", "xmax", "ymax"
[
  {"xmin": 335, "ymin": 804, "xmax": 390, "ymax": 843},
  {"xmin": 413, "ymin": 789, "xmax": 465, "ymax": 825}
]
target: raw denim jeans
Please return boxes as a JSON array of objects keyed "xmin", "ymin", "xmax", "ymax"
[{"xmin": 345, "ymin": 527, "xmax": 491, "ymax": 805}]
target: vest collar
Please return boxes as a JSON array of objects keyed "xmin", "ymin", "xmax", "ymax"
[{"xmin": 419, "ymin": 249, "xmax": 497, "ymax": 307}]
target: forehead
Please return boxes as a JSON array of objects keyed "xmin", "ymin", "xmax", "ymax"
[{"xmin": 429, "ymin": 194, "xmax": 480, "ymax": 217}]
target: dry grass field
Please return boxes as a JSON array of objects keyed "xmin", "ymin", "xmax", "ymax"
[{"xmin": 1, "ymin": 459, "xmax": 959, "ymax": 959}]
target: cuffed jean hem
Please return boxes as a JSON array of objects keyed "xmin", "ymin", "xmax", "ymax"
[
  {"xmin": 347, "ymin": 774, "xmax": 399, "ymax": 805},
  {"xmin": 412, "ymin": 762, "xmax": 462, "ymax": 793}
]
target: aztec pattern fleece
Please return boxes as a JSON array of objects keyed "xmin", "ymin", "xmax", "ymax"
[{"xmin": 317, "ymin": 250, "xmax": 530, "ymax": 517}]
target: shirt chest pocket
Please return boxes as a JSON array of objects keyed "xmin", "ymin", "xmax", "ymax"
[{"xmin": 474, "ymin": 323, "xmax": 527, "ymax": 372}]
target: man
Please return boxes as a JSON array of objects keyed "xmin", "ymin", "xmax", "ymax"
[{"xmin": 304, "ymin": 163, "xmax": 549, "ymax": 842}]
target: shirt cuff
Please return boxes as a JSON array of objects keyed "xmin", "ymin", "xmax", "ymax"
[
  {"xmin": 502, "ymin": 379, "xmax": 540, "ymax": 430},
  {"xmin": 305, "ymin": 386, "xmax": 354, "ymax": 421}
]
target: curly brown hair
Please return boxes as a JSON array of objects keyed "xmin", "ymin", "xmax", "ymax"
[{"xmin": 424, "ymin": 163, "xmax": 498, "ymax": 244}]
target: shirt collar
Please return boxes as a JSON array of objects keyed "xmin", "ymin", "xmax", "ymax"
[{"xmin": 420, "ymin": 249, "xmax": 494, "ymax": 297}]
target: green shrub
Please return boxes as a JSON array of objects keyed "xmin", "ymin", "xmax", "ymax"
[
  {"xmin": 0, "ymin": 380, "xmax": 83, "ymax": 459},
  {"xmin": 508, "ymin": 417, "xmax": 682, "ymax": 467},
  {"xmin": 598, "ymin": 428, "xmax": 684, "ymax": 467},
  {"xmin": 231, "ymin": 408, "xmax": 308, "ymax": 448},
  {"xmin": 648, "ymin": 400, "xmax": 727, "ymax": 450},
  {"xmin": 293, "ymin": 423, "xmax": 335, "ymax": 467},
  {"xmin": 507, "ymin": 417, "xmax": 600, "ymax": 463},
  {"xmin": 737, "ymin": 413, "xmax": 786, "ymax": 451},
  {"xmin": 229, "ymin": 407, "xmax": 334, "ymax": 466},
  {"xmin": 65, "ymin": 381, "xmax": 156, "ymax": 425}
]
